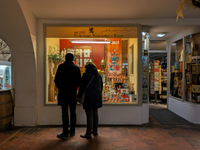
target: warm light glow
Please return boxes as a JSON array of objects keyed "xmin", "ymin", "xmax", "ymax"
[
  {"xmin": 157, "ymin": 33, "xmax": 165, "ymax": 37},
  {"xmin": 70, "ymin": 40, "xmax": 112, "ymax": 44}
]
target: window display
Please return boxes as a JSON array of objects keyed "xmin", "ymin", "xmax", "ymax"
[
  {"xmin": 0, "ymin": 38, "xmax": 12, "ymax": 91},
  {"xmin": 45, "ymin": 26, "xmax": 139, "ymax": 105},
  {"xmin": 170, "ymin": 39, "xmax": 183, "ymax": 99},
  {"xmin": 185, "ymin": 33, "xmax": 200, "ymax": 103}
]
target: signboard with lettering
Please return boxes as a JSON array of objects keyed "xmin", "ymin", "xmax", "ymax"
[{"xmin": 46, "ymin": 27, "xmax": 138, "ymax": 38}]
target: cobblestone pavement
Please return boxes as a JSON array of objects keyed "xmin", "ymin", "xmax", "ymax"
[{"xmin": 1, "ymin": 115, "xmax": 200, "ymax": 150}]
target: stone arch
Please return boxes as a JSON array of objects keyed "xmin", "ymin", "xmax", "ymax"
[{"xmin": 0, "ymin": 0, "xmax": 37, "ymax": 126}]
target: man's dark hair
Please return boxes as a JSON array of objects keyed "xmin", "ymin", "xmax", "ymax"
[{"xmin": 65, "ymin": 53, "xmax": 74, "ymax": 62}]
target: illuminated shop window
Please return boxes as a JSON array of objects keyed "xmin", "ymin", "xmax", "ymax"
[
  {"xmin": 185, "ymin": 33, "xmax": 200, "ymax": 103},
  {"xmin": 0, "ymin": 38, "xmax": 12, "ymax": 90},
  {"xmin": 170, "ymin": 39, "xmax": 183, "ymax": 99},
  {"xmin": 45, "ymin": 26, "xmax": 139, "ymax": 105}
]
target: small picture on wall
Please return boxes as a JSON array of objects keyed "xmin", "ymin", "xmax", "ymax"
[
  {"xmin": 84, "ymin": 59, "xmax": 90, "ymax": 66},
  {"xmin": 76, "ymin": 59, "xmax": 82, "ymax": 67},
  {"xmin": 76, "ymin": 49, "xmax": 82, "ymax": 57},
  {"xmin": 80, "ymin": 59, "xmax": 82, "ymax": 67},
  {"xmin": 84, "ymin": 49, "xmax": 90, "ymax": 57}
]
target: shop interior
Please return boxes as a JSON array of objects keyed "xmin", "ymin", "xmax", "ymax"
[
  {"xmin": 149, "ymin": 40, "xmax": 167, "ymax": 109},
  {"xmin": 46, "ymin": 37, "xmax": 139, "ymax": 105}
]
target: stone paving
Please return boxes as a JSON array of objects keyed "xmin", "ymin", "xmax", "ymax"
[{"xmin": 0, "ymin": 115, "xmax": 200, "ymax": 150}]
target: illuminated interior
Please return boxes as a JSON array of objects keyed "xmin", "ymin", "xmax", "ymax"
[{"xmin": 45, "ymin": 27, "xmax": 139, "ymax": 105}]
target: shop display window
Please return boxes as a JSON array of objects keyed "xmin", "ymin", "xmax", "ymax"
[
  {"xmin": 0, "ymin": 38, "xmax": 12, "ymax": 90},
  {"xmin": 185, "ymin": 33, "xmax": 200, "ymax": 103},
  {"xmin": 170, "ymin": 39, "xmax": 183, "ymax": 99},
  {"xmin": 45, "ymin": 26, "xmax": 139, "ymax": 105}
]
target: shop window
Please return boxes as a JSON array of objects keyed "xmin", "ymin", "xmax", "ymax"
[
  {"xmin": 185, "ymin": 33, "xmax": 200, "ymax": 103},
  {"xmin": 0, "ymin": 38, "xmax": 12, "ymax": 90},
  {"xmin": 45, "ymin": 26, "xmax": 139, "ymax": 105},
  {"xmin": 170, "ymin": 39, "xmax": 183, "ymax": 99}
]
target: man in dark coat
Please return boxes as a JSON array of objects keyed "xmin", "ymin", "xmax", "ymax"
[
  {"xmin": 54, "ymin": 53, "xmax": 81, "ymax": 139},
  {"xmin": 77, "ymin": 62, "xmax": 103, "ymax": 139}
]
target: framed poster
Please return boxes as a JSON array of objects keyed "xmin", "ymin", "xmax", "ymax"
[
  {"xmin": 74, "ymin": 46, "xmax": 92, "ymax": 68},
  {"xmin": 107, "ymin": 39, "xmax": 122, "ymax": 76}
]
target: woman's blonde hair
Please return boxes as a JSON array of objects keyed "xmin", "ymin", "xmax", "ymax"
[{"xmin": 85, "ymin": 61, "xmax": 96, "ymax": 69}]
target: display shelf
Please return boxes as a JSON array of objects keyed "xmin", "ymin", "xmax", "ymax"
[
  {"xmin": 150, "ymin": 61, "xmax": 167, "ymax": 101},
  {"xmin": 185, "ymin": 34, "xmax": 200, "ymax": 103}
]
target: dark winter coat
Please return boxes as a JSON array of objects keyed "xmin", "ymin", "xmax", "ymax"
[
  {"xmin": 77, "ymin": 64, "xmax": 103, "ymax": 110},
  {"xmin": 54, "ymin": 61, "xmax": 81, "ymax": 106}
]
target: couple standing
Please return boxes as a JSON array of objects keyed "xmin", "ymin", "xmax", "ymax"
[{"xmin": 54, "ymin": 53, "xmax": 103, "ymax": 139}]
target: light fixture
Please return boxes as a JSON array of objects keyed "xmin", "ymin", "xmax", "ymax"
[
  {"xmin": 70, "ymin": 40, "xmax": 111, "ymax": 44},
  {"xmin": 157, "ymin": 33, "xmax": 165, "ymax": 37}
]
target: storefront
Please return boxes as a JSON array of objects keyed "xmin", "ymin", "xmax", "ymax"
[
  {"xmin": 37, "ymin": 24, "xmax": 149, "ymax": 125},
  {"xmin": 168, "ymin": 26, "xmax": 200, "ymax": 124}
]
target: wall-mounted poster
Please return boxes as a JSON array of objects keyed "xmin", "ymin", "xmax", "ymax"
[
  {"xmin": 76, "ymin": 49, "xmax": 82, "ymax": 57},
  {"xmin": 76, "ymin": 59, "xmax": 83, "ymax": 67},
  {"xmin": 84, "ymin": 49, "xmax": 91, "ymax": 57},
  {"xmin": 107, "ymin": 38, "xmax": 122, "ymax": 76},
  {"xmin": 84, "ymin": 59, "xmax": 90, "ymax": 66},
  {"xmin": 74, "ymin": 46, "xmax": 92, "ymax": 68}
]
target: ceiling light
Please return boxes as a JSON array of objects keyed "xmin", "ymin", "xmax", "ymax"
[
  {"xmin": 157, "ymin": 33, "xmax": 165, "ymax": 37},
  {"xmin": 70, "ymin": 40, "xmax": 111, "ymax": 44}
]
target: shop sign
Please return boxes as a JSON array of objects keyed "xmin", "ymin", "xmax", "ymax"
[{"xmin": 46, "ymin": 27, "xmax": 138, "ymax": 38}]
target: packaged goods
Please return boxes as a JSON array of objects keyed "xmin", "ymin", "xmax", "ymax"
[{"xmin": 174, "ymin": 62, "xmax": 179, "ymax": 70}]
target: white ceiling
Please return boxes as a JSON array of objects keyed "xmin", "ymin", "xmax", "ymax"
[
  {"xmin": 18, "ymin": 0, "xmax": 200, "ymax": 19},
  {"xmin": 17, "ymin": 0, "xmax": 200, "ymax": 50}
]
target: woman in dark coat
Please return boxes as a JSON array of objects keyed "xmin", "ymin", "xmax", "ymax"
[{"xmin": 77, "ymin": 61, "xmax": 103, "ymax": 139}]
